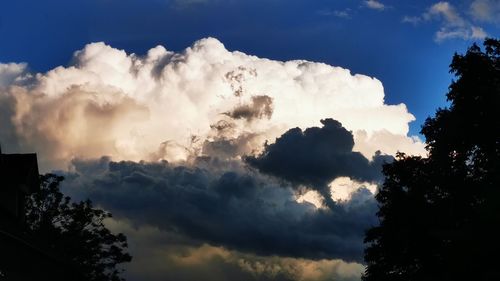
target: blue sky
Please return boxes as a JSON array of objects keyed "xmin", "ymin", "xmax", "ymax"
[{"xmin": 1, "ymin": 0, "xmax": 498, "ymax": 135}]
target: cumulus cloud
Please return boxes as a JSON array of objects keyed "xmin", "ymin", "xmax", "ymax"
[
  {"xmin": 403, "ymin": 1, "xmax": 488, "ymax": 42},
  {"xmin": 0, "ymin": 38, "xmax": 428, "ymax": 280},
  {"xmin": 0, "ymin": 38, "xmax": 425, "ymax": 281},
  {"xmin": 61, "ymin": 156, "xmax": 378, "ymax": 263},
  {"xmin": 0, "ymin": 38, "xmax": 423, "ymax": 171},
  {"xmin": 353, "ymin": 129, "xmax": 426, "ymax": 157}
]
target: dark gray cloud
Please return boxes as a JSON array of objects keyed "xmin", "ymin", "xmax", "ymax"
[
  {"xmin": 62, "ymin": 156, "xmax": 377, "ymax": 263},
  {"xmin": 115, "ymin": 224, "xmax": 363, "ymax": 281},
  {"xmin": 225, "ymin": 95, "xmax": 274, "ymax": 121},
  {"xmin": 202, "ymin": 133, "xmax": 259, "ymax": 160},
  {"xmin": 245, "ymin": 118, "xmax": 392, "ymax": 207}
]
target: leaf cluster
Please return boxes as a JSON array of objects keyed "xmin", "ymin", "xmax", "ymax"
[
  {"xmin": 25, "ymin": 174, "xmax": 132, "ymax": 281},
  {"xmin": 364, "ymin": 38, "xmax": 500, "ymax": 281}
]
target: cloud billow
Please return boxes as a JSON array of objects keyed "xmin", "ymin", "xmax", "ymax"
[
  {"xmin": 246, "ymin": 118, "xmax": 392, "ymax": 207},
  {"xmin": 224, "ymin": 95, "xmax": 274, "ymax": 121},
  {"xmin": 62, "ymin": 156, "xmax": 378, "ymax": 263},
  {"xmin": 0, "ymin": 38, "xmax": 423, "ymax": 171}
]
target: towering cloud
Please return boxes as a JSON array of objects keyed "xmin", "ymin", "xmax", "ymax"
[
  {"xmin": 246, "ymin": 119, "xmax": 392, "ymax": 207},
  {"xmin": 0, "ymin": 38, "xmax": 426, "ymax": 281},
  {"xmin": 0, "ymin": 38, "xmax": 424, "ymax": 171}
]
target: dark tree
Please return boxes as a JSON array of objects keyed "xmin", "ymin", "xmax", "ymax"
[
  {"xmin": 25, "ymin": 174, "xmax": 132, "ymax": 281},
  {"xmin": 364, "ymin": 38, "xmax": 500, "ymax": 281}
]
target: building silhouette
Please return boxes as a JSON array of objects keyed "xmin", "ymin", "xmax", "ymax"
[{"xmin": 0, "ymin": 150, "xmax": 82, "ymax": 281}]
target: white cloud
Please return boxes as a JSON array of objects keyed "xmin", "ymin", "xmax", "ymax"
[
  {"xmin": 471, "ymin": 25, "xmax": 488, "ymax": 38},
  {"xmin": 403, "ymin": 1, "xmax": 488, "ymax": 42},
  {"xmin": 434, "ymin": 25, "xmax": 487, "ymax": 42},
  {"xmin": 470, "ymin": 0, "xmax": 500, "ymax": 23},
  {"xmin": 0, "ymin": 38, "xmax": 424, "ymax": 171},
  {"xmin": 354, "ymin": 129, "xmax": 426, "ymax": 157},
  {"xmin": 364, "ymin": 0, "xmax": 385, "ymax": 11},
  {"xmin": 424, "ymin": 2, "xmax": 466, "ymax": 27},
  {"xmin": 434, "ymin": 25, "xmax": 488, "ymax": 42},
  {"xmin": 329, "ymin": 177, "xmax": 378, "ymax": 202},
  {"xmin": 0, "ymin": 63, "xmax": 31, "ymax": 88}
]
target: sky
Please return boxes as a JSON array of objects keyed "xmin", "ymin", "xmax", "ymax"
[{"xmin": 0, "ymin": 0, "xmax": 499, "ymax": 280}]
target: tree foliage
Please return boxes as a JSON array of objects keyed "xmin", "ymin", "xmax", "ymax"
[
  {"xmin": 25, "ymin": 174, "xmax": 132, "ymax": 281},
  {"xmin": 364, "ymin": 38, "xmax": 500, "ymax": 281}
]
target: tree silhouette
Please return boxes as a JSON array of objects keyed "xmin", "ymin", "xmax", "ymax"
[
  {"xmin": 25, "ymin": 174, "xmax": 132, "ymax": 281},
  {"xmin": 364, "ymin": 38, "xmax": 500, "ymax": 281}
]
